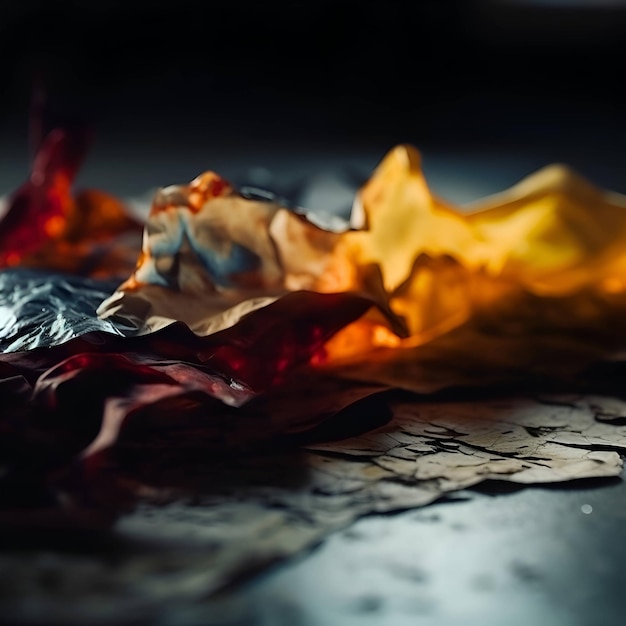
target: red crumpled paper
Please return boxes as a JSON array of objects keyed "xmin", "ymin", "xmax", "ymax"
[{"xmin": 0, "ymin": 122, "xmax": 142, "ymax": 278}]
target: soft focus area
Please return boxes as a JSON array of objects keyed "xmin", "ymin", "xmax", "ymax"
[{"xmin": 1, "ymin": 1, "xmax": 625, "ymax": 192}]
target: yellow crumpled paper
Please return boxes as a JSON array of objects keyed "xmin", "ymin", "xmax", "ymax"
[{"xmin": 97, "ymin": 144, "xmax": 626, "ymax": 390}]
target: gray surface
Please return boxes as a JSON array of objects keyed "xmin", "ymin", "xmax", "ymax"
[{"xmin": 193, "ymin": 475, "xmax": 626, "ymax": 626}]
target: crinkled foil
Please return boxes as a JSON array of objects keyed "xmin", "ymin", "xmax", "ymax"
[{"xmin": 0, "ymin": 269, "xmax": 134, "ymax": 352}]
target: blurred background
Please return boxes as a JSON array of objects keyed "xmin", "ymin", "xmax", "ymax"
[{"xmin": 1, "ymin": 0, "xmax": 626, "ymax": 196}]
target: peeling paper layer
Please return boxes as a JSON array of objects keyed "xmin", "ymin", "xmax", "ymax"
[
  {"xmin": 115, "ymin": 392, "xmax": 626, "ymax": 568},
  {"xmin": 1, "ymin": 393, "xmax": 624, "ymax": 620}
]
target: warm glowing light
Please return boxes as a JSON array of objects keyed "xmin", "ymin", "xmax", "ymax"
[
  {"xmin": 44, "ymin": 215, "xmax": 65, "ymax": 237},
  {"xmin": 602, "ymin": 277, "xmax": 625, "ymax": 294},
  {"xmin": 0, "ymin": 128, "xmax": 142, "ymax": 277},
  {"xmin": 5, "ymin": 252, "xmax": 20, "ymax": 266},
  {"xmin": 80, "ymin": 143, "xmax": 626, "ymax": 370}
]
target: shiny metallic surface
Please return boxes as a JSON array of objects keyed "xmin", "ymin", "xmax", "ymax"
[{"xmin": 0, "ymin": 269, "xmax": 125, "ymax": 352}]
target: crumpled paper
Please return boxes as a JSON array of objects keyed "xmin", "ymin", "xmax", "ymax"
[
  {"xmin": 0, "ymin": 125, "xmax": 142, "ymax": 279},
  {"xmin": 97, "ymin": 143, "xmax": 626, "ymax": 391},
  {"xmin": 95, "ymin": 169, "xmax": 372, "ymax": 336},
  {"xmin": 5, "ymin": 130, "xmax": 626, "ymax": 619},
  {"xmin": 0, "ymin": 129, "xmax": 626, "ymax": 532},
  {"xmin": 326, "ymin": 146, "xmax": 626, "ymax": 370}
]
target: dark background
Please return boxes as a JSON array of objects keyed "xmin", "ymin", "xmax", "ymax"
[
  {"xmin": 1, "ymin": 0, "xmax": 625, "ymax": 145},
  {"xmin": 1, "ymin": 0, "xmax": 626, "ymax": 197}
]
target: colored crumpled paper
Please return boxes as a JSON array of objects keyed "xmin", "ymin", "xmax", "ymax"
[
  {"xmin": 97, "ymin": 143, "xmax": 626, "ymax": 391},
  {"xmin": 0, "ymin": 124, "xmax": 142, "ymax": 279},
  {"xmin": 4, "ymin": 128, "xmax": 626, "ymax": 529},
  {"xmin": 5, "ymin": 128, "xmax": 626, "ymax": 619},
  {"xmin": 0, "ymin": 125, "xmax": 391, "ymax": 530}
]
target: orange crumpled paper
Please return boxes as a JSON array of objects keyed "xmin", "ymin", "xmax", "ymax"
[{"xmin": 97, "ymin": 143, "xmax": 626, "ymax": 390}]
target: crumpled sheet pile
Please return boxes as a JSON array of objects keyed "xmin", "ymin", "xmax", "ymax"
[{"xmin": 2, "ymin": 124, "xmax": 626, "ymax": 532}]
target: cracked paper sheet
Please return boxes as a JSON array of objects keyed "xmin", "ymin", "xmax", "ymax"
[{"xmin": 2, "ymin": 393, "xmax": 625, "ymax": 622}]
